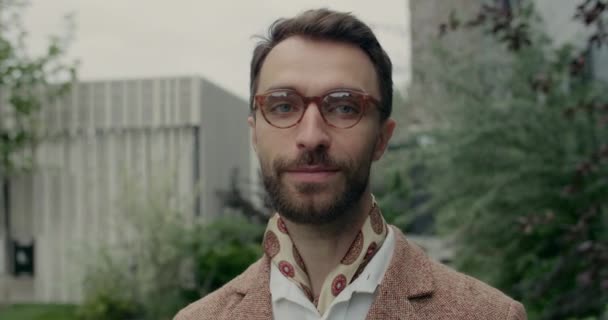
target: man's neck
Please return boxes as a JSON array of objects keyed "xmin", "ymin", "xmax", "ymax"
[{"xmin": 281, "ymin": 191, "xmax": 373, "ymax": 299}]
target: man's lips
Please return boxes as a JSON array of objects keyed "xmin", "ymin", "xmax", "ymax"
[
  {"xmin": 283, "ymin": 166, "xmax": 340, "ymax": 183},
  {"xmin": 285, "ymin": 166, "xmax": 340, "ymax": 173}
]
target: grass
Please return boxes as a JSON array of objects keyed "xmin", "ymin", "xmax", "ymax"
[{"xmin": 0, "ymin": 304, "xmax": 77, "ymax": 320}]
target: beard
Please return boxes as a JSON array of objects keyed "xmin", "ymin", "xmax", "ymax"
[{"xmin": 260, "ymin": 147, "xmax": 372, "ymax": 225}]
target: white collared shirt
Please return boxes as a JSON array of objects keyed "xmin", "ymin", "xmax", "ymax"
[{"xmin": 270, "ymin": 227, "xmax": 396, "ymax": 320}]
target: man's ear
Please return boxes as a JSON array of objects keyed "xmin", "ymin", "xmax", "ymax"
[
  {"xmin": 373, "ymin": 119, "xmax": 396, "ymax": 161},
  {"xmin": 248, "ymin": 115, "xmax": 257, "ymax": 153}
]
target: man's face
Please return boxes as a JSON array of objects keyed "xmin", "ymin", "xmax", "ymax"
[{"xmin": 249, "ymin": 36, "xmax": 395, "ymax": 225}]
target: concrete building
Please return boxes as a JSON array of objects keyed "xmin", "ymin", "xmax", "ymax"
[
  {"xmin": 0, "ymin": 76, "xmax": 251, "ymax": 303},
  {"xmin": 534, "ymin": 0, "xmax": 608, "ymax": 82}
]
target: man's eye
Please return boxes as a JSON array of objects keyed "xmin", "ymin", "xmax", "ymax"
[
  {"xmin": 335, "ymin": 105, "xmax": 356, "ymax": 114},
  {"xmin": 270, "ymin": 103, "xmax": 295, "ymax": 113},
  {"xmin": 327, "ymin": 104, "xmax": 360, "ymax": 115}
]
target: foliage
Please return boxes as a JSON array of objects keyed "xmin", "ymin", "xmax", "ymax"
[
  {"xmin": 0, "ymin": 304, "xmax": 77, "ymax": 320},
  {"xmin": 0, "ymin": 0, "xmax": 77, "ymax": 278},
  {"xmin": 374, "ymin": 154, "xmax": 434, "ymax": 233},
  {"xmin": 386, "ymin": 1, "xmax": 608, "ymax": 319},
  {"xmin": 76, "ymin": 250, "xmax": 143, "ymax": 320},
  {"xmin": 181, "ymin": 215, "xmax": 264, "ymax": 302},
  {"xmin": 0, "ymin": 0, "xmax": 77, "ymax": 177},
  {"xmin": 77, "ymin": 176, "xmax": 264, "ymax": 320}
]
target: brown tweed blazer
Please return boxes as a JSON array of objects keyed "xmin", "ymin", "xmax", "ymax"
[{"xmin": 174, "ymin": 226, "xmax": 527, "ymax": 320}]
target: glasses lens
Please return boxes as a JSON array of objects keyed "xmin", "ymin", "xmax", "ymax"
[
  {"xmin": 321, "ymin": 91, "xmax": 364, "ymax": 128},
  {"xmin": 261, "ymin": 91, "xmax": 303, "ymax": 127}
]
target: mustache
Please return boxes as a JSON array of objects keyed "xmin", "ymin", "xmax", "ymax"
[{"xmin": 274, "ymin": 149, "xmax": 342, "ymax": 172}]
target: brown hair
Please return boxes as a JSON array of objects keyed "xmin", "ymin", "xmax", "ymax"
[{"xmin": 249, "ymin": 8, "xmax": 393, "ymax": 121}]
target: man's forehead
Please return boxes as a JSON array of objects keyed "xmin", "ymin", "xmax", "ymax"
[{"xmin": 257, "ymin": 36, "xmax": 379, "ymax": 97}]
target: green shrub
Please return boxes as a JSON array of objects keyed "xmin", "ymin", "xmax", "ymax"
[
  {"xmin": 76, "ymin": 252, "xmax": 142, "ymax": 320},
  {"xmin": 385, "ymin": 1, "xmax": 608, "ymax": 319},
  {"xmin": 77, "ymin": 177, "xmax": 264, "ymax": 320},
  {"xmin": 182, "ymin": 216, "xmax": 264, "ymax": 301}
]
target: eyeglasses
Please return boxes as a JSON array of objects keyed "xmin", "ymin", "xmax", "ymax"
[{"xmin": 253, "ymin": 89, "xmax": 381, "ymax": 129}]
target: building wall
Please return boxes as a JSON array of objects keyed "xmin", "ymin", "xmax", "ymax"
[
  {"xmin": 402, "ymin": 0, "xmax": 482, "ymax": 134},
  {"xmin": 593, "ymin": 46, "xmax": 608, "ymax": 82},
  {"xmin": 406, "ymin": 0, "xmax": 608, "ymax": 129},
  {"xmin": 534, "ymin": 0, "xmax": 589, "ymax": 48},
  {"xmin": 3, "ymin": 76, "xmax": 249, "ymax": 303},
  {"xmin": 409, "ymin": 0, "xmax": 480, "ymax": 53},
  {"xmin": 199, "ymin": 80, "xmax": 252, "ymax": 219},
  {"xmin": 534, "ymin": 0, "xmax": 608, "ymax": 82}
]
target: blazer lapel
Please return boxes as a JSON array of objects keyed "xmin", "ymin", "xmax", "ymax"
[
  {"xmin": 226, "ymin": 256, "xmax": 274, "ymax": 320},
  {"xmin": 224, "ymin": 227, "xmax": 435, "ymax": 320},
  {"xmin": 366, "ymin": 227, "xmax": 435, "ymax": 320}
]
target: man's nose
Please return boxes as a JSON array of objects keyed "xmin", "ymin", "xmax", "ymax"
[{"xmin": 294, "ymin": 103, "xmax": 330, "ymax": 151}]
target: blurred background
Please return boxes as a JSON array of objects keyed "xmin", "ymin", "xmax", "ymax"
[{"xmin": 0, "ymin": 0, "xmax": 606, "ymax": 319}]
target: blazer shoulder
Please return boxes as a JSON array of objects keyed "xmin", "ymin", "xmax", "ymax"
[
  {"xmin": 427, "ymin": 259, "xmax": 527, "ymax": 319},
  {"xmin": 173, "ymin": 285, "xmax": 239, "ymax": 320},
  {"xmin": 173, "ymin": 258, "xmax": 266, "ymax": 320}
]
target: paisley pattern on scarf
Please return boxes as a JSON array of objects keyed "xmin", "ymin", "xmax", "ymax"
[{"xmin": 262, "ymin": 198, "xmax": 388, "ymax": 315}]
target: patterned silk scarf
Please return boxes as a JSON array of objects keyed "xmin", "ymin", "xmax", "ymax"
[{"xmin": 262, "ymin": 198, "xmax": 388, "ymax": 315}]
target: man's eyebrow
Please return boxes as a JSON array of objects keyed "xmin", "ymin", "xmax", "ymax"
[
  {"xmin": 265, "ymin": 85, "xmax": 299, "ymax": 92},
  {"xmin": 263, "ymin": 85, "xmax": 367, "ymax": 94}
]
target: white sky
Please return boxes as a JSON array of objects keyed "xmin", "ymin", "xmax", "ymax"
[{"xmin": 24, "ymin": 0, "xmax": 411, "ymax": 99}]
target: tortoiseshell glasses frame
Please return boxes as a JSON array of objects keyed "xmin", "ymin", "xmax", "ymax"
[{"xmin": 253, "ymin": 89, "xmax": 381, "ymax": 129}]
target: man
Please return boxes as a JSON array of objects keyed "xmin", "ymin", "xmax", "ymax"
[{"xmin": 175, "ymin": 8, "xmax": 526, "ymax": 320}]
